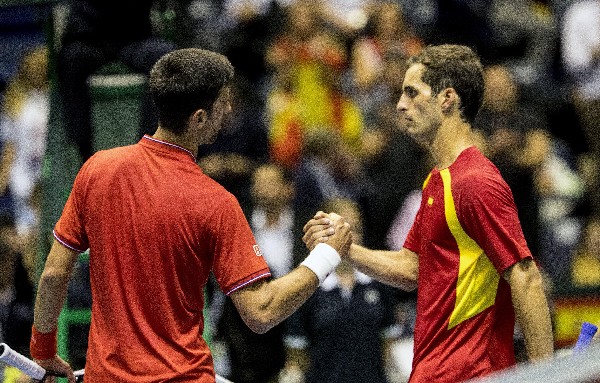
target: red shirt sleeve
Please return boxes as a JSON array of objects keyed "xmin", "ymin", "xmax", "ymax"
[
  {"xmin": 457, "ymin": 171, "xmax": 532, "ymax": 273},
  {"xmin": 403, "ymin": 204, "xmax": 423, "ymax": 254},
  {"xmin": 209, "ymin": 194, "xmax": 271, "ymax": 295}
]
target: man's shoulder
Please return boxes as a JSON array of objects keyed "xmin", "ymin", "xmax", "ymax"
[
  {"xmin": 88, "ymin": 143, "xmax": 137, "ymax": 163},
  {"xmin": 77, "ymin": 144, "xmax": 143, "ymax": 183},
  {"xmin": 454, "ymin": 147, "xmax": 501, "ymax": 180},
  {"xmin": 452, "ymin": 148, "xmax": 509, "ymax": 194}
]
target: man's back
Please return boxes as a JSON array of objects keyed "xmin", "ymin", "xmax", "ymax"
[{"xmin": 54, "ymin": 136, "xmax": 271, "ymax": 382}]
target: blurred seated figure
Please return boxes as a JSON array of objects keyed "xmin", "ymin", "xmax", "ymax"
[
  {"xmin": 475, "ymin": 64, "xmax": 584, "ymax": 289},
  {"xmin": 198, "ymin": 80, "xmax": 269, "ymax": 210},
  {"xmin": 293, "ymin": 129, "xmax": 367, "ymax": 251},
  {"xmin": 475, "ymin": 66, "xmax": 544, "ymax": 269},
  {"xmin": 265, "ymin": 1, "xmax": 364, "ymax": 170},
  {"xmin": 348, "ymin": 1, "xmax": 423, "ymax": 126},
  {"xmin": 571, "ymin": 216, "xmax": 600, "ymax": 288},
  {"xmin": 0, "ymin": 215, "xmax": 34, "ymax": 357},
  {"xmin": 212, "ymin": 163, "xmax": 296, "ymax": 383},
  {"xmin": 284, "ymin": 197, "xmax": 399, "ymax": 383},
  {"xmin": 56, "ymin": 0, "xmax": 176, "ymax": 161},
  {"xmin": 561, "ymin": 0, "xmax": 600, "ymax": 217},
  {"xmin": 0, "ymin": 46, "xmax": 48, "ymax": 237}
]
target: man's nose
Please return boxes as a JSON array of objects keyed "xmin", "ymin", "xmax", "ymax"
[{"xmin": 396, "ymin": 97, "xmax": 407, "ymax": 112}]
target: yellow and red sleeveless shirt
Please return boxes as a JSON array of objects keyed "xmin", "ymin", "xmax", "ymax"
[
  {"xmin": 54, "ymin": 136, "xmax": 271, "ymax": 382},
  {"xmin": 404, "ymin": 147, "xmax": 532, "ymax": 382}
]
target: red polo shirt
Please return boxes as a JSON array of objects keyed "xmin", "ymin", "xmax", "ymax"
[
  {"xmin": 54, "ymin": 135, "xmax": 271, "ymax": 382},
  {"xmin": 404, "ymin": 147, "xmax": 531, "ymax": 383}
]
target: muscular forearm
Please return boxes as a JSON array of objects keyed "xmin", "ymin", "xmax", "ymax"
[
  {"xmin": 350, "ymin": 244, "xmax": 418, "ymax": 291},
  {"xmin": 33, "ymin": 241, "xmax": 79, "ymax": 333},
  {"xmin": 34, "ymin": 267, "xmax": 72, "ymax": 332},
  {"xmin": 235, "ymin": 219, "xmax": 351, "ymax": 333},
  {"xmin": 505, "ymin": 260, "xmax": 554, "ymax": 361},
  {"xmin": 231, "ymin": 267, "xmax": 319, "ymax": 334}
]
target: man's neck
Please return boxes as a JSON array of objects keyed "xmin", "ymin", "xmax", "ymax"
[
  {"xmin": 152, "ymin": 127, "xmax": 199, "ymax": 158},
  {"xmin": 430, "ymin": 116, "xmax": 475, "ymax": 169}
]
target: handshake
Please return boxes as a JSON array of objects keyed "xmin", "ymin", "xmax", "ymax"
[{"xmin": 302, "ymin": 211, "xmax": 353, "ymax": 257}]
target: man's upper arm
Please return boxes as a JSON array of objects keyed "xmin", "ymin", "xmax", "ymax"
[
  {"xmin": 502, "ymin": 257, "xmax": 554, "ymax": 360},
  {"xmin": 44, "ymin": 239, "xmax": 82, "ymax": 275},
  {"xmin": 502, "ymin": 258, "xmax": 541, "ymax": 287}
]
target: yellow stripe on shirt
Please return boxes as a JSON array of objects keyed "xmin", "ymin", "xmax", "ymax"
[{"xmin": 440, "ymin": 169, "xmax": 500, "ymax": 329}]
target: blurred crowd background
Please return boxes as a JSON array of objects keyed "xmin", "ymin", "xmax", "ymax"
[{"xmin": 0, "ymin": 0, "xmax": 599, "ymax": 382}]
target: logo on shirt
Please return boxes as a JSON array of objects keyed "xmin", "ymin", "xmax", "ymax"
[
  {"xmin": 427, "ymin": 196, "xmax": 434, "ymax": 206},
  {"xmin": 253, "ymin": 244, "xmax": 263, "ymax": 257}
]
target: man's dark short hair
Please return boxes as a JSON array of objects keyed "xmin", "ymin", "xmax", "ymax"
[
  {"xmin": 149, "ymin": 48, "xmax": 235, "ymax": 134},
  {"xmin": 408, "ymin": 44, "xmax": 484, "ymax": 124}
]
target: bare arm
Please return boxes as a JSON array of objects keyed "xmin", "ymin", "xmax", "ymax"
[
  {"xmin": 34, "ymin": 240, "xmax": 80, "ymax": 332},
  {"xmin": 503, "ymin": 258, "xmax": 554, "ymax": 361},
  {"xmin": 229, "ymin": 267, "xmax": 320, "ymax": 334},
  {"xmin": 303, "ymin": 211, "xmax": 418, "ymax": 291},
  {"xmin": 32, "ymin": 240, "xmax": 80, "ymax": 382},
  {"xmin": 230, "ymin": 221, "xmax": 352, "ymax": 334},
  {"xmin": 349, "ymin": 244, "xmax": 418, "ymax": 291}
]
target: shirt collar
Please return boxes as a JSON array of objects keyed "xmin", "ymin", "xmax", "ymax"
[{"xmin": 140, "ymin": 135, "xmax": 197, "ymax": 162}]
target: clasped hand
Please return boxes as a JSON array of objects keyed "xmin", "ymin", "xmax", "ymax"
[{"xmin": 302, "ymin": 211, "xmax": 352, "ymax": 256}]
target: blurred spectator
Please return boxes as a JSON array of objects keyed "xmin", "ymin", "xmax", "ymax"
[
  {"xmin": 317, "ymin": 0, "xmax": 371, "ymax": 38},
  {"xmin": 151, "ymin": 0, "xmax": 218, "ymax": 49},
  {"xmin": 474, "ymin": 64, "xmax": 545, "ymax": 260},
  {"xmin": 265, "ymin": 66, "xmax": 303, "ymax": 170},
  {"xmin": 0, "ymin": 46, "xmax": 48, "ymax": 238},
  {"xmin": 250, "ymin": 163, "xmax": 297, "ymax": 277},
  {"xmin": 198, "ymin": 80, "xmax": 269, "ymax": 210},
  {"xmin": 430, "ymin": 0, "xmax": 496, "ymax": 61},
  {"xmin": 385, "ymin": 156, "xmax": 433, "ymax": 252},
  {"xmin": 385, "ymin": 189, "xmax": 421, "ymax": 253},
  {"xmin": 348, "ymin": 1, "xmax": 424, "ymax": 126},
  {"xmin": 488, "ymin": 0, "xmax": 559, "ymax": 95},
  {"xmin": 284, "ymin": 197, "xmax": 399, "ymax": 383},
  {"xmin": 265, "ymin": 2, "xmax": 364, "ymax": 170},
  {"xmin": 382, "ymin": 171, "xmax": 426, "ymax": 383},
  {"xmin": 561, "ymin": 0, "xmax": 600, "ymax": 217},
  {"xmin": 220, "ymin": 0, "xmax": 288, "ymax": 104},
  {"xmin": 0, "ymin": 215, "xmax": 34, "ymax": 358},
  {"xmin": 293, "ymin": 129, "xmax": 367, "ymax": 249},
  {"xmin": 529, "ymin": 128, "xmax": 585, "ymax": 288},
  {"xmin": 381, "ymin": 156, "xmax": 435, "ymax": 383},
  {"xmin": 213, "ymin": 163, "xmax": 296, "ymax": 383},
  {"xmin": 56, "ymin": 0, "xmax": 176, "ymax": 161},
  {"xmin": 357, "ymin": 52, "xmax": 427, "ymax": 249},
  {"xmin": 571, "ymin": 216, "xmax": 600, "ymax": 288},
  {"xmin": 474, "ymin": 64, "xmax": 584, "ymax": 287},
  {"xmin": 397, "ymin": 0, "xmax": 437, "ymax": 39}
]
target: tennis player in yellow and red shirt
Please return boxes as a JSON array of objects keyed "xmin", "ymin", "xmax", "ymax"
[
  {"xmin": 303, "ymin": 44, "xmax": 554, "ymax": 383},
  {"xmin": 30, "ymin": 48, "xmax": 352, "ymax": 383}
]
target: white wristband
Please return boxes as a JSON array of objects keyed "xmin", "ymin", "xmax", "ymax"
[{"xmin": 301, "ymin": 243, "xmax": 342, "ymax": 284}]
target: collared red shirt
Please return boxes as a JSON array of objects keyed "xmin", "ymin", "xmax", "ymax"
[
  {"xmin": 54, "ymin": 135, "xmax": 271, "ymax": 382},
  {"xmin": 404, "ymin": 147, "xmax": 531, "ymax": 383}
]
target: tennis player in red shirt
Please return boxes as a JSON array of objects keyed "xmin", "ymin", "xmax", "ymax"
[
  {"xmin": 30, "ymin": 48, "xmax": 352, "ymax": 383},
  {"xmin": 303, "ymin": 44, "xmax": 554, "ymax": 382}
]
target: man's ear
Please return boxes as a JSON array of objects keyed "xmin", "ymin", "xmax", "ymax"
[
  {"xmin": 440, "ymin": 88, "xmax": 459, "ymax": 113},
  {"xmin": 192, "ymin": 109, "xmax": 208, "ymax": 124}
]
